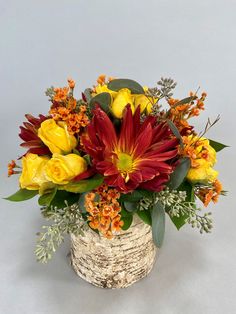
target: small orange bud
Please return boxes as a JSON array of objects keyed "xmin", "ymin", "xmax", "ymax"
[
  {"xmin": 68, "ymin": 78, "xmax": 75, "ymax": 89},
  {"xmin": 97, "ymin": 74, "xmax": 106, "ymax": 85}
]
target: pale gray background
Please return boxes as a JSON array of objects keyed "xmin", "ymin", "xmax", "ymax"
[{"xmin": 0, "ymin": 0, "xmax": 236, "ymax": 313}]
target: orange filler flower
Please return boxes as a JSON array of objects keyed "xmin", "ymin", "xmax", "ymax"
[
  {"xmin": 196, "ymin": 179, "xmax": 223, "ymax": 207},
  {"xmin": 49, "ymin": 79, "xmax": 89, "ymax": 135},
  {"xmin": 85, "ymin": 185, "xmax": 123, "ymax": 238},
  {"xmin": 168, "ymin": 92, "xmax": 206, "ymax": 135},
  {"xmin": 8, "ymin": 160, "xmax": 21, "ymax": 177}
]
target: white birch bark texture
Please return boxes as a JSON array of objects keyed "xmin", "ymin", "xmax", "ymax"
[{"xmin": 71, "ymin": 216, "xmax": 157, "ymax": 289}]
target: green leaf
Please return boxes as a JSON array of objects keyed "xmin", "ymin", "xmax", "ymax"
[
  {"xmin": 209, "ymin": 139, "xmax": 229, "ymax": 152},
  {"xmin": 124, "ymin": 201, "xmax": 138, "ymax": 212},
  {"xmin": 38, "ymin": 188, "xmax": 57, "ymax": 206},
  {"xmin": 169, "ymin": 214, "xmax": 188, "ymax": 230},
  {"xmin": 120, "ymin": 209, "xmax": 133, "ymax": 230},
  {"xmin": 77, "ymin": 192, "xmax": 88, "ymax": 213},
  {"xmin": 72, "ymin": 148, "xmax": 81, "ymax": 155},
  {"xmin": 137, "ymin": 210, "xmax": 152, "ymax": 226},
  {"xmin": 83, "ymin": 88, "xmax": 92, "ymax": 102},
  {"xmin": 172, "ymin": 96, "xmax": 197, "ymax": 107},
  {"xmin": 107, "ymin": 79, "xmax": 145, "ymax": 94},
  {"xmin": 178, "ymin": 180, "xmax": 194, "ymax": 202},
  {"xmin": 89, "ymin": 92, "xmax": 111, "ymax": 113},
  {"xmin": 119, "ymin": 189, "xmax": 152, "ymax": 202},
  {"xmin": 167, "ymin": 119, "xmax": 183, "ymax": 148},
  {"xmin": 151, "ymin": 201, "xmax": 165, "ymax": 248},
  {"xmin": 168, "ymin": 157, "xmax": 191, "ymax": 190},
  {"xmin": 50, "ymin": 191, "xmax": 80, "ymax": 208},
  {"xmin": 60, "ymin": 175, "xmax": 104, "ymax": 193},
  {"xmin": 169, "ymin": 180, "xmax": 194, "ymax": 230},
  {"xmin": 83, "ymin": 154, "xmax": 92, "ymax": 166},
  {"xmin": 4, "ymin": 189, "xmax": 38, "ymax": 202}
]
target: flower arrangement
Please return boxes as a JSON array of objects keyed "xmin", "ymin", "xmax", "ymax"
[{"xmin": 6, "ymin": 75, "xmax": 227, "ymax": 264}]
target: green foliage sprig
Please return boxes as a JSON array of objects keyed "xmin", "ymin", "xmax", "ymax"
[{"xmin": 35, "ymin": 202, "xmax": 86, "ymax": 263}]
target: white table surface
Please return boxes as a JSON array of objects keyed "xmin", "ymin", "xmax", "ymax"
[{"xmin": 0, "ymin": 1, "xmax": 236, "ymax": 313}]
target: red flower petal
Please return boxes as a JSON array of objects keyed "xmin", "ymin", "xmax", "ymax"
[
  {"xmin": 19, "ymin": 127, "xmax": 39, "ymax": 141},
  {"xmin": 93, "ymin": 106, "xmax": 117, "ymax": 151},
  {"xmin": 133, "ymin": 123, "xmax": 153, "ymax": 158},
  {"xmin": 140, "ymin": 174, "xmax": 169, "ymax": 191},
  {"xmin": 118, "ymin": 105, "xmax": 134, "ymax": 153},
  {"xmin": 73, "ymin": 168, "xmax": 96, "ymax": 181}
]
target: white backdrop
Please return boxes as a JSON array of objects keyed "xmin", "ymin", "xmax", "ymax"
[{"xmin": 0, "ymin": 1, "xmax": 236, "ymax": 313}]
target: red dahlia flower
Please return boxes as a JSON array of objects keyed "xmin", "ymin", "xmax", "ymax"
[{"xmin": 82, "ymin": 105, "xmax": 179, "ymax": 193}]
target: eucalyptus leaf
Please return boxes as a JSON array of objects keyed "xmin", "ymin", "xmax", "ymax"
[
  {"xmin": 168, "ymin": 157, "xmax": 191, "ymax": 190},
  {"xmin": 124, "ymin": 201, "xmax": 138, "ymax": 212},
  {"xmin": 4, "ymin": 189, "xmax": 38, "ymax": 202},
  {"xmin": 119, "ymin": 189, "xmax": 152, "ymax": 202},
  {"xmin": 209, "ymin": 139, "xmax": 229, "ymax": 152},
  {"xmin": 107, "ymin": 79, "xmax": 145, "ymax": 94},
  {"xmin": 77, "ymin": 192, "xmax": 88, "ymax": 213},
  {"xmin": 83, "ymin": 88, "xmax": 92, "ymax": 102},
  {"xmin": 172, "ymin": 96, "xmax": 197, "ymax": 107},
  {"xmin": 167, "ymin": 119, "xmax": 183, "ymax": 148},
  {"xmin": 151, "ymin": 201, "xmax": 165, "ymax": 248},
  {"xmin": 89, "ymin": 92, "xmax": 111, "ymax": 113}
]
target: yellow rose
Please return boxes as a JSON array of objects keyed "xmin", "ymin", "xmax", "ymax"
[
  {"xmin": 19, "ymin": 153, "xmax": 49, "ymax": 190},
  {"xmin": 133, "ymin": 86, "xmax": 157, "ymax": 114},
  {"xmin": 206, "ymin": 145, "xmax": 217, "ymax": 166},
  {"xmin": 134, "ymin": 95, "xmax": 156, "ymax": 114},
  {"xmin": 110, "ymin": 88, "xmax": 135, "ymax": 119},
  {"xmin": 186, "ymin": 159, "xmax": 218, "ymax": 184},
  {"xmin": 93, "ymin": 84, "xmax": 117, "ymax": 98},
  {"xmin": 38, "ymin": 119, "xmax": 77, "ymax": 154},
  {"xmin": 45, "ymin": 153, "xmax": 87, "ymax": 185}
]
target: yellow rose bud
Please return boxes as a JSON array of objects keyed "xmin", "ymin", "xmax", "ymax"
[
  {"xmin": 45, "ymin": 153, "xmax": 87, "ymax": 185},
  {"xmin": 93, "ymin": 84, "xmax": 117, "ymax": 98},
  {"xmin": 19, "ymin": 153, "xmax": 49, "ymax": 190},
  {"xmin": 206, "ymin": 145, "xmax": 217, "ymax": 166},
  {"xmin": 111, "ymin": 88, "xmax": 134, "ymax": 119},
  {"xmin": 133, "ymin": 87, "xmax": 157, "ymax": 114},
  {"xmin": 38, "ymin": 119, "xmax": 77, "ymax": 154},
  {"xmin": 186, "ymin": 136, "xmax": 217, "ymax": 167},
  {"xmin": 134, "ymin": 94, "xmax": 156, "ymax": 114},
  {"xmin": 186, "ymin": 159, "xmax": 218, "ymax": 184}
]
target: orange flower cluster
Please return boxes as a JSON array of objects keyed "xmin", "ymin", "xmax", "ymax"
[
  {"xmin": 50, "ymin": 104, "xmax": 89, "ymax": 135},
  {"xmin": 53, "ymin": 78, "xmax": 75, "ymax": 102},
  {"xmin": 181, "ymin": 135, "xmax": 213, "ymax": 168},
  {"xmin": 53, "ymin": 87, "xmax": 69, "ymax": 103},
  {"xmin": 85, "ymin": 184, "xmax": 124, "ymax": 238},
  {"xmin": 168, "ymin": 92, "xmax": 206, "ymax": 134},
  {"xmin": 196, "ymin": 179, "xmax": 223, "ymax": 207},
  {"xmin": 50, "ymin": 79, "xmax": 89, "ymax": 135},
  {"xmin": 96, "ymin": 74, "xmax": 115, "ymax": 85},
  {"xmin": 8, "ymin": 160, "xmax": 20, "ymax": 177}
]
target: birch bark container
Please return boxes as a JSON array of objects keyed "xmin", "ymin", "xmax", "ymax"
[{"xmin": 71, "ymin": 215, "xmax": 157, "ymax": 288}]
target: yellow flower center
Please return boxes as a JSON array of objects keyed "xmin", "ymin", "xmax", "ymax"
[{"xmin": 116, "ymin": 153, "xmax": 133, "ymax": 182}]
